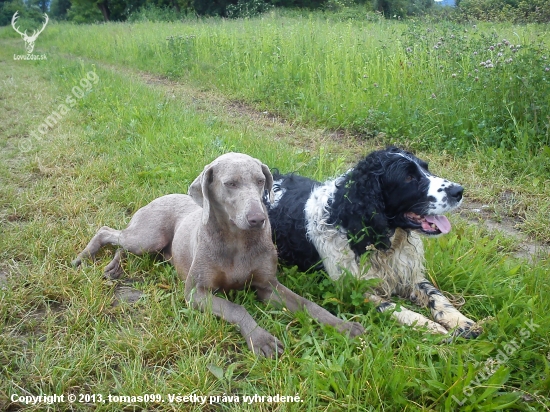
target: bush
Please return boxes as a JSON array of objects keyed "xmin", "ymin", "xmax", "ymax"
[
  {"xmin": 455, "ymin": 0, "xmax": 550, "ymax": 23},
  {"xmin": 226, "ymin": 0, "xmax": 273, "ymax": 18},
  {"xmin": 0, "ymin": 0, "xmax": 45, "ymax": 26},
  {"xmin": 372, "ymin": 0, "xmax": 434, "ymax": 18},
  {"xmin": 128, "ymin": 4, "xmax": 188, "ymax": 22}
]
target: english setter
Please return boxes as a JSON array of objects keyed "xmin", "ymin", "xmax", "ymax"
[{"xmin": 267, "ymin": 146, "xmax": 480, "ymax": 338}]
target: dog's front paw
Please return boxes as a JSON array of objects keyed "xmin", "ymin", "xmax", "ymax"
[
  {"xmin": 246, "ymin": 328, "xmax": 284, "ymax": 358},
  {"xmin": 452, "ymin": 322, "xmax": 483, "ymax": 339},
  {"xmin": 337, "ymin": 321, "xmax": 365, "ymax": 338}
]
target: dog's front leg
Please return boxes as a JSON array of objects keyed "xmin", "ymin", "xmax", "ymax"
[
  {"xmin": 185, "ymin": 284, "xmax": 284, "ymax": 357},
  {"xmin": 414, "ymin": 281, "xmax": 481, "ymax": 338},
  {"xmin": 367, "ymin": 294, "xmax": 448, "ymax": 334},
  {"xmin": 256, "ymin": 281, "xmax": 365, "ymax": 338}
]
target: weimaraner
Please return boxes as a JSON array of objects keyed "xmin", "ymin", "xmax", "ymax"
[{"xmin": 72, "ymin": 153, "xmax": 364, "ymax": 357}]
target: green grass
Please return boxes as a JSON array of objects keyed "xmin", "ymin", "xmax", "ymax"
[
  {"xmin": 1, "ymin": 14, "xmax": 549, "ymax": 411},
  {"xmin": 3, "ymin": 11, "xmax": 549, "ymax": 241},
  {"xmin": 4, "ymin": 12, "xmax": 549, "ymax": 163}
]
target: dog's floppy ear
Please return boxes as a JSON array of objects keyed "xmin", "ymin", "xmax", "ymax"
[
  {"xmin": 260, "ymin": 162, "xmax": 274, "ymax": 203},
  {"xmin": 189, "ymin": 164, "xmax": 214, "ymax": 225},
  {"xmin": 331, "ymin": 151, "xmax": 392, "ymax": 252}
]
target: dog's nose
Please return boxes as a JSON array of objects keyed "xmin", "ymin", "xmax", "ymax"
[
  {"xmin": 447, "ymin": 185, "xmax": 464, "ymax": 203},
  {"xmin": 247, "ymin": 212, "xmax": 266, "ymax": 228}
]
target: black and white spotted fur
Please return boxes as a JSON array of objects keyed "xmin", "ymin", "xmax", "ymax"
[{"xmin": 267, "ymin": 147, "xmax": 480, "ymax": 338}]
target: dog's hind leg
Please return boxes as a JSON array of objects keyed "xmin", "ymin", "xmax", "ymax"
[
  {"xmin": 72, "ymin": 226, "xmax": 124, "ymax": 268},
  {"xmin": 367, "ymin": 294, "xmax": 448, "ymax": 335},
  {"xmin": 72, "ymin": 222, "xmax": 172, "ymax": 278},
  {"xmin": 102, "ymin": 248, "xmax": 126, "ymax": 279}
]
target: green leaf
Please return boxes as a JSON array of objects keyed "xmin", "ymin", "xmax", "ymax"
[{"xmin": 207, "ymin": 364, "xmax": 224, "ymax": 380}]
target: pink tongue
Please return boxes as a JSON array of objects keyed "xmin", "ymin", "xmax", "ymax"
[{"xmin": 425, "ymin": 215, "xmax": 452, "ymax": 234}]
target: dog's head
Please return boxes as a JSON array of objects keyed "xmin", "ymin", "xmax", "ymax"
[
  {"xmin": 332, "ymin": 146, "xmax": 463, "ymax": 251},
  {"xmin": 380, "ymin": 147, "xmax": 463, "ymax": 236},
  {"xmin": 189, "ymin": 152, "xmax": 274, "ymax": 230}
]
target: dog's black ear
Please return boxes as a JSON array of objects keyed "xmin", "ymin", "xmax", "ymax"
[
  {"xmin": 189, "ymin": 165, "xmax": 213, "ymax": 224},
  {"xmin": 331, "ymin": 151, "xmax": 392, "ymax": 251}
]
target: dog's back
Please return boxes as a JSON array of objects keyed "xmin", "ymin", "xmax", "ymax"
[{"xmin": 268, "ymin": 173, "xmax": 323, "ymax": 271}]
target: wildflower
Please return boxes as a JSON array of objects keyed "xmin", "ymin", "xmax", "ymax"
[
  {"xmin": 472, "ymin": 24, "xmax": 477, "ymax": 28},
  {"xmin": 431, "ymin": 93, "xmax": 436, "ymax": 99},
  {"xmin": 406, "ymin": 47, "xmax": 413, "ymax": 53},
  {"xmin": 489, "ymin": 46, "xmax": 495, "ymax": 51},
  {"xmin": 452, "ymin": 73, "xmax": 457, "ymax": 78},
  {"xmin": 497, "ymin": 52, "xmax": 503, "ymax": 57},
  {"xmin": 437, "ymin": 41, "xmax": 442, "ymax": 46},
  {"xmin": 474, "ymin": 68, "xmax": 479, "ymax": 72},
  {"xmin": 473, "ymin": 51, "xmax": 478, "ymax": 56},
  {"xmin": 480, "ymin": 61, "xmax": 486, "ymax": 66},
  {"xmin": 486, "ymin": 63, "xmax": 494, "ymax": 68},
  {"xmin": 363, "ymin": 74, "xmax": 368, "ymax": 78},
  {"xmin": 434, "ymin": 45, "xmax": 439, "ymax": 50},
  {"xmin": 474, "ymin": 77, "xmax": 479, "ymax": 81},
  {"xmin": 486, "ymin": 59, "xmax": 492, "ymax": 65},
  {"xmin": 419, "ymin": 80, "xmax": 423, "ymax": 84},
  {"xmin": 545, "ymin": 67, "xmax": 550, "ymax": 72},
  {"xmin": 373, "ymin": 83, "xmax": 378, "ymax": 87},
  {"xmin": 497, "ymin": 43, "xmax": 502, "ymax": 47}
]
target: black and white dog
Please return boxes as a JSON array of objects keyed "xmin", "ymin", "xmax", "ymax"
[{"xmin": 267, "ymin": 146, "xmax": 480, "ymax": 338}]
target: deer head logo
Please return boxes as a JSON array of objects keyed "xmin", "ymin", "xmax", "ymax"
[{"xmin": 11, "ymin": 11, "xmax": 49, "ymax": 54}]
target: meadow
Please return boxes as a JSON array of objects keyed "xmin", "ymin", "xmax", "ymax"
[{"xmin": 0, "ymin": 10, "xmax": 549, "ymax": 411}]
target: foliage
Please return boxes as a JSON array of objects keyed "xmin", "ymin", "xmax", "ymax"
[
  {"xmin": 226, "ymin": 0, "xmax": 273, "ymax": 18},
  {"xmin": 128, "ymin": 4, "xmax": 189, "ymax": 21},
  {"xmin": 454, "ymin": 0, "xmax": 550, "ymax": 24},
  {"xmin": 373, "ymin": 0, "xmax": 434, "ymax": 18},
  {"xmin": 50, "ymin": 0, "xmax": 72, "ymax": 19},
  {"xmin": 66, "ymin": 0, "xmax": 104, "ymax": 22},
  {"xmin": 0, "ymin": 0, "xmax": 45, "ymax": 26}
]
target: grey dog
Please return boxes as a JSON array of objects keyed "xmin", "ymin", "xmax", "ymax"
[{"xmin": 72, "ymin": 153, "xmax": 364, "ymax": 357}]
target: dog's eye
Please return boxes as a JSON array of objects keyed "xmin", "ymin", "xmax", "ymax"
[
  {"xmin": 224, "ymin": 181, "xmax": 238, "ymax": 188},
  {"xmin": 405, "ymin": 175, "xmax": 416, "ymax": 183},
  {"xmin": 257, "ymin": 179, "xmax": 265, "ymax": 186}
]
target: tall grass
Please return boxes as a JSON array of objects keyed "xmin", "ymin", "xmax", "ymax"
[{"xmin": 5, "ymin": 11, "xmax": 548, "ymax": 179}]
